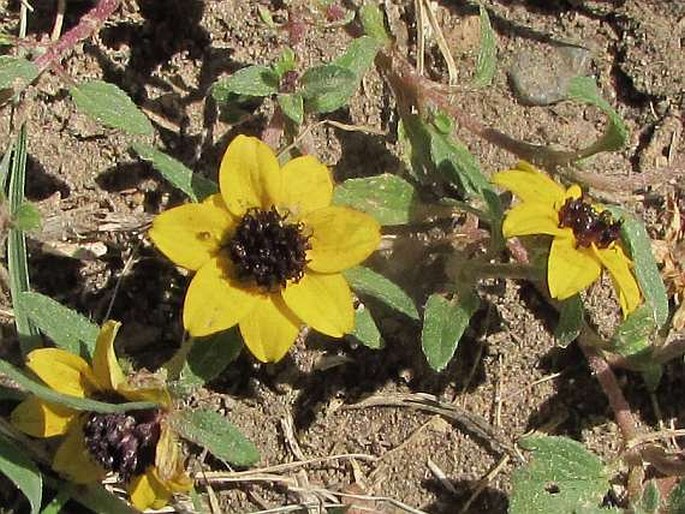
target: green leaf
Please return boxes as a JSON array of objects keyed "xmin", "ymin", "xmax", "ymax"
[
  {"xmin": 277, "ymin": 93, "xmax": 304, "ymax": 125},
  {"xmin": 0, "ymin": 433, "xmax": 42, "ymax": 514},
  {"xmin": 48, "ymin": 479, "xmax": 138, "ymax": 514},
  {"xmin": 172, "ymin": 409, "xmax": 259, "ymax": 467},
  {"xmin": 555, "ymin": 295, "xmax": 583, "ymax": 347},
  {"xmin": 70, "ymin": 80, "xmax": 153, "ymax": 136},
  {"xmin": 634, "ymin": 480, "xmax": 661, "ymax": 514},
  {"xmin": 474, "ymin": 4, "xmax": 496, "ymax": 88},
  {"xmin": 301, "ymin": 64, "xmax": 357, "ymax": 113},
  {"xmin": 16, "ymin": 292, "xmax": 100, "ymax": 359},
  {"xmin": 566, "ymin": 76, "xmax": 628, "ymax": 156},
  {"xmin": 333, "ymin": 36, "xmax": 380, "ymax": 78},
  {"xmin": 667, "ymin": 478, "xmax": 685, "ymax": 514},
  {"xmin": 131, "ymin": 143, "xmax": 217, "ymax": 202},
  {"xmin": 40, "ymin": 491, "xmax": 69, "ymax": 514},
  {"xmin": 610, "ymin": 304, "xmax": 656, "ymax": 359},
  {"xmin": 483, "ymin": 188, "xmax": 505, "ymax": 252},
  {"xmin": 343, "ymin": 266, "xmax": 419, "ymax": 320},
  {"xmin": 0, "ymin": 56, "xmax": 38, "ymax": 91},
  {"xmin": 333, "ymin": 174, "xmax": 417, "ymax": 226},
  {"xmin": 606, "ymin": 207, "xmax": 669, "ymax": 328},
  {"xmin": 510, "ymin": 435, "xmax": 610, "ymax": 514},
  {"xmin": 7, "ymin": 124, "xmax": 41, "ymax": 355},
  {"xmin": 181, "ymin": 329, "xmax": 243, "ymax": 387},
  {"xmin": 351, "ymin": 305, "xmax": 383, "ymax": 349},
  {"xmin": 0, "ymin": 360, "xmax": 156, "ymax": 413},
  {"xmin": 359, "ymin": 3, "xmax": 391, "ymax": 45},
  {"xmin": 421, "ymin": 292, "xmax": 479, "ymax": 371},
  {"xmin": 212, "ymin": 65, "xmax": 279, "ymax": 101},
  {"xmin": 273, "ymin": 47, "xmax": 296, "ymax": 78},
  {"xmin": 12, "ymin": 201, "xmax": 41, "ymax": 232}
]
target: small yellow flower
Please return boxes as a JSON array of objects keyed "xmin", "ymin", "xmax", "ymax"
[
  {"xmin": 492, "ymin": 161, "xmax": 641, "ymax": 316},
  {"xmin": 149, "ymin": 135, "xmax": 381, "ymax": 362},
  {"xmin": 11, "ymin": 321, "xmax": 191, "ymax": 511}
]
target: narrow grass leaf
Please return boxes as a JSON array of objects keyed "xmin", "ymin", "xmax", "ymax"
[
  {"xmin": 16, "ymin": 292, "xmax": 99, "ymax": 359},
  {"xmin": 0, "ymin": 360, "xmax": 156, "ymax": 413},
  {"xmin": 555, "ymin": 295, "xmax": 583, "ymax": 347},
  {"xmin": 0, "ymin": 56, "xmax": 38, "ymax": 91},
  {"xmin": 301, "ymin": 64, "xmax": 357, "ymax": 113},
  {"xmin": 0, "ymin": 140, "xmax": 14, "ymax": 190},
  {"xmin": 351, "ymin": 305, "xmax": 383, "ymax": 349},
  {"xmin": 212, "ymin": 65, "xmax": 279, "ymax": 100},
  {"xmin": 667, "ymin": 477, "xmax": 685, "ymax": 514},
  {"xmin": 566, "ymin": 76, "xmax": 628, "ymax": 156},
  {"xmin": 70, "ymin": 80, "xmax": 153, "ymax": 136},
  {"xmin": 607, "ymin": 206, "xmax": 669, "ymax": 328},
  {"xmin": 277, "ymin": 93, "xmax": 304, "ymax": 125},
  {"xmin": 474, "ymin": 4, "xmax": 496, "ymax": 87},
  {"xmin": 421, "ymin": 292, "xmax": 479, "ymax": 371},
  {"xmin": 333, "ymin": 174, "xmax": 417, "ymax": 226},
  {"xmin": 182, "ymin": 329, "xmax": 243, "ymax": 387},
  {"xmin": 40, "ymin": 490, "xmax": 69, "ymax": 514},
  {"xmin": 343, "ymin": 266, "xmax": 419, "ymax": 320},
  {"xmin": 131, "ymin": 143, "xmax": 217, "ymax": 202},
  {"xmin": 635, "ymin": 480, "xmax": 661, "ymax": 514},
  {"xmin": 172, "ymin": 409, "xmax": 259, "ymax": 467},
  {"xmin": 7, "ymin": 124, "xmax": 41, "ymax": 354},
  {"xmin": 511, "ymin": 435, "xmax": 610, "ymax": 514},
  {"xmin": 0, "ymin": 432, "xmax": 42, "ymax": 514}
]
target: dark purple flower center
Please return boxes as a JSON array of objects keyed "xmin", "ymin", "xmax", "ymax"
[
  {"xmin": 83, "ymin": 408, "xmax": 161, "ymax": 482},
  {"xmin": 227, "ymin": 207, "xmax": 311, "ymax": 291},
  {"xmin": 558, "ymin": 197, "xmax": 622, "ymax": 249}
]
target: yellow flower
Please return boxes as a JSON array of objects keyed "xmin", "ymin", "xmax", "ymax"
[
  {"xmin": 11, "ymin": 321, "xmax": 192, "ymax": 511},
  {"xmin": 492, "ymin": 161, "xmax": 641, "ymax": 316},
  {"xmin": 149, "ymin": 135, "xmax": 381, "ymax": 362}
]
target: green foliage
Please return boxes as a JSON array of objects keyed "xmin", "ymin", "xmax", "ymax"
[
  {"xmin": 510, "ymin": 435, "xmax": 610, "ymax": 514},
  {"xmin": 610, "ymin": 304, "xmax": 656, "ymax": 359},
  {"xmin": 15, "ymin": 292, "xmax": 100, "ymax": 359},
  {"xmin": 0, "ymin": 360, "xmax": 156, "ymax": 413},
  {"xmin": 12, "ymin": 201, "xmax": 41, "ymax": 231},
  {"xmin": 301, "ymin": 64, "xmax": 357, "ymax": 113},
  {"xmin": 172, "ymin": 409, "xmax": 259, "ymax": 467},
  {"xmin": 70, "ymin": 80, "xmax": 153, "ymax": 136},
  {"xmin": 351, "ymin": 305, "xmax": 383, "ymax": 349},
  {"xmin": 633, "ymin": 480, "xmax": 661, "ymax": 514},
  {"xmin": 333, "ymin": 174, "xmax": 417, "ymax": 226},
  {"xmin": 0, "ymin": 56, "xmax": 38, "ymax": 91},
  {"xmin": 421, "ymin": 292, "xmax": 479, "ymax": 371},
  {"xmin": 179, "ymin": 329, "xmax": 243, "ymax": 388},
  {"xmin": 211, "ymin": 65, "xmax": 279, "ymax": 100},
  {"xmin": 359, "ymin": 2, "xmax": 391, "ymax": 45},
  {"xmin": 273, "ymin": 47, "xmax": 297, "ymax": 78},
  {"xmin": 277, "ymin": 93, "xmax": 304, "ymax": 125},
  {"xmin": 555, "ymin": 295, "xmax": 584, "ymax": 347},
  {"xmin": 333, "ymin": 35, "xmax": 381, "ymax": 77},
  {"xmin": 667, "ymin": 479, "xmax": 685, "ymax": 514},
  {"xmin": 343, "ymin": 266, "xmax": 419, "ymax": 320},
  {"xmin": 606, "ymin": 207, "xmax": 669, "ymax": 329},
  {"xmin": 131, "ymin": 143, "xmax": 217, "ymax": 202},
  {"xmin": 566, "ymin": 76, "xmax": 628, "ymax": 157},
  {"xmin": 0, "ymin": 433, "xmax": 42, "ymax": 514},
  {"xmin": 474, "ymin": 4, "xmax": 496, "ymax": 87}
]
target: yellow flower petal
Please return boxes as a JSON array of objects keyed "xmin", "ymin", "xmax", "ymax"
[
  {"xmin": 149, "ymin": 194, "xmax": 234, "ymax": 271},
  {"xmin": 183, "ymin": 256, "xmax": 258, "ymax": 337},
  {"xmin": 219, "ymin": 135, "xmax": 282, "ymax": 216},
  {"xmin": 91, "ymin": 320, "xmax": 125, "ymax": 392},
  {"xmin": 502, "ymin": 202, "xmax": 566, "ymax": 238},
  {"xmin": 118, "ymin": 384, "xmax": 172, "ymax": 406},
  {"xmin": 280, "ymin": 155, "xmax": 333, "ymax": 215},
  {"xmin": 492, "ymin": 161, "xmax": 566, "ymax": 205},
  {"xmin": 282, "ymin": 272, "xmax": 354, "ymax": 337},
  {"xmin": 239, "ymin": 294, "xmax": 301, "ymax": 362},
  {"xmin": 594, "ymin": 245, "xmax": 641, "ymax": 316},
  {"xmin": 26, "ymin": 349, "xmax": 98, "ymax": 398},
  {"xmin": 548, "ymin": 236, "xmax": 602, "ymax": 300},
  {"xmin": 11, "ymin": 397, "xmax": 75, "ymax": 437},
  {"xmin": 53, "ymin": 420, "xmax": 106, "ymax": 484},
  {"xmin": 304, "ymin": 206, "xmax": 381, "ymax": 273},
  {"xmin": 129, "ymin": 467, "xmax": 172, "ymax": 511}
]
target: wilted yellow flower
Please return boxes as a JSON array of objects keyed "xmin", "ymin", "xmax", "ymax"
[
  {"xmin": 149, "ymin": 135, "xmax": 380, "ymax": 362},
  {"xmin": 11, "ymin": 321, "xmax": 191, "ymax": 510},
  {"xmin": 492, "ymin": 161, "xmax": 641, "ymax": 316}
]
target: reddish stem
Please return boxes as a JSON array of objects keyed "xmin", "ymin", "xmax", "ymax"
[{"xmin": 34, "ymin": 0, "xmax": 122, "ymax": 71}]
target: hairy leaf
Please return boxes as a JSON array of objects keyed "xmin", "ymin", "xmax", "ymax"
[{"xmin": 344, "ymin": 266, "xmax": 419, "ymax": 320}]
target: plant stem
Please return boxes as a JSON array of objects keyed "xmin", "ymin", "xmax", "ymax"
[{"xmin": 34, "ymin": 0, "xmax": 122, "ymax": 72}]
